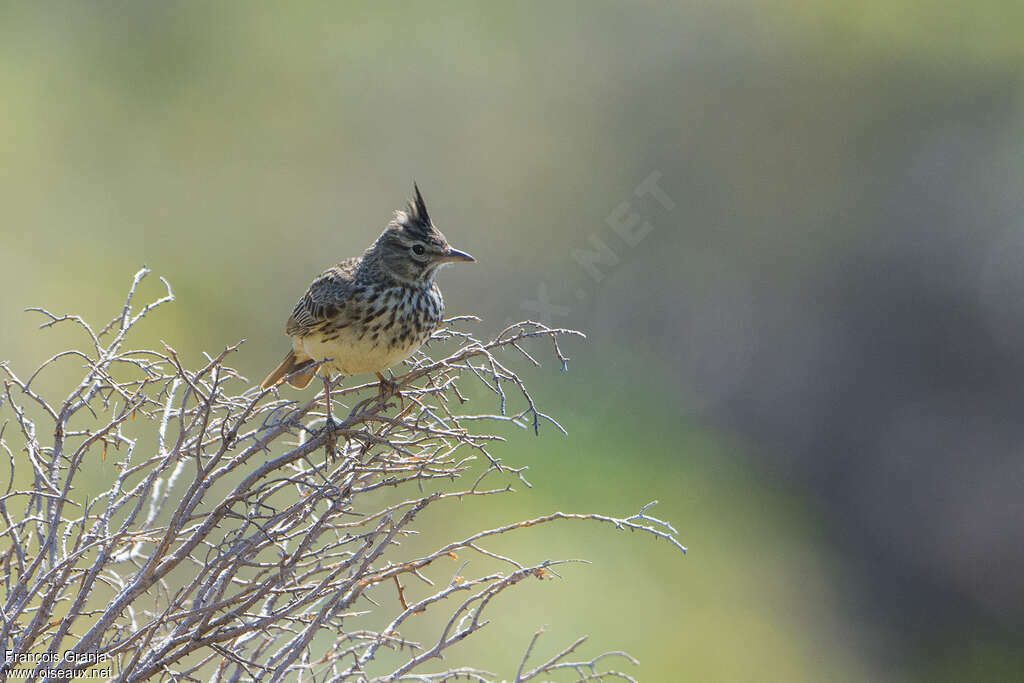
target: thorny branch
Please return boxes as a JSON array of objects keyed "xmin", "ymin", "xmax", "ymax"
[{"xmin": 0, "ymin": 269, "xmax": 685, "ymax": 682}]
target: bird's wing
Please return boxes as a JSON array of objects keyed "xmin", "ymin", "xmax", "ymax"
[{"xmin": 286, "ymin": 258, "xmax": 360, "ymax": 337}]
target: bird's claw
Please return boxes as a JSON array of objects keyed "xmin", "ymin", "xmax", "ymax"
[
  {"xmin": 322, "ymin": 418, "xmax": 340, "ymax": 460},
  {"xmin": 375, "ymin": 372, "xmax": 404, "ymax": 408}
]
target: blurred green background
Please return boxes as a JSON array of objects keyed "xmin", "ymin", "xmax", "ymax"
[{"xmin": 3, "ymin": 2, "xmax": 1023, "ymax": 680}]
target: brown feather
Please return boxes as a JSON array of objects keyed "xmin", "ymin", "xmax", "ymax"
[{"xmin": 260, "ymin": 350, "xmax": 316, "ymax": 390}]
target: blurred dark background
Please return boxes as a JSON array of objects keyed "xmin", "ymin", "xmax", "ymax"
[{"xmin": 2, "ymin": 2, "xmax": 1023, "ymax": 680}]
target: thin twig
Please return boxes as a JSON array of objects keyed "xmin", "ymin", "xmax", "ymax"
[{"xmin": 0, "ymin": 270, "xmax": 681, "ymax": 683}]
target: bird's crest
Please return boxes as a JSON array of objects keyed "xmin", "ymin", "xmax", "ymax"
[{"xmin": 394, "ymin": 183, "xmax": 434, "ymax": 238}]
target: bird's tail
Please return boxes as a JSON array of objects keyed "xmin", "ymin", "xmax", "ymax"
[{"xmin": 260, "ymin": 350, "xmax": 316, "ymax": 390}]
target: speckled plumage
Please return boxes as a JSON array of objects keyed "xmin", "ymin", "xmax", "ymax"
[{"xmin": 261, "ymin": 185, "xmax": 474, "ymax": 390}]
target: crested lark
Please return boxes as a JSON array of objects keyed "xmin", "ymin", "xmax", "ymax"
[{"xmin": 261, "ymin": 185, "xmax": 475, "ymax": 393}]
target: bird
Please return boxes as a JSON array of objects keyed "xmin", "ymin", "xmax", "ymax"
[{"xmin": 260, "ymin": 184, "xmax": 475, "ymax": 397}]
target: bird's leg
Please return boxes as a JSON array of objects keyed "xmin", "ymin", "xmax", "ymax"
[{"xmin": 323, "ymin": 373, "xmax": 337, "ymax": 459}]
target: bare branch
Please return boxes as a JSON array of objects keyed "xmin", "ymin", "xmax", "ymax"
[{"xmin": 0, "ymin": 271, "xmax": 683, "ymax": 682}]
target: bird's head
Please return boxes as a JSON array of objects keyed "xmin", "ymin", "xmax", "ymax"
[{"xmin": 372, "ymin": 184, "xmax": 475, "ymax": 285}]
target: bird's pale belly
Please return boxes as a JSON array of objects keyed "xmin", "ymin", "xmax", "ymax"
[{"xmin": 297, "ymin": 327, "xmax": 425, "ymax": 376}]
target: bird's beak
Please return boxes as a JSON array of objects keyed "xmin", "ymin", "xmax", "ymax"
[{"xmin": 440, "ymin": 247, "xmax": 476, "ymax": 263}]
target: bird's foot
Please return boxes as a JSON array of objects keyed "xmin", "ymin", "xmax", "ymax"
[
  {"xmin": 321, "ymin": 417, "xmax": 341, "ymax": 460},
  {"xmin": 375, "ymin": 371, "xmax": 404, "ymax": 408}
]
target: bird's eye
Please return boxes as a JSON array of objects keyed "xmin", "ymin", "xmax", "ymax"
[{"xmin": 412, "ymin": 244, "xmax": 426, "ymax": 255}]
